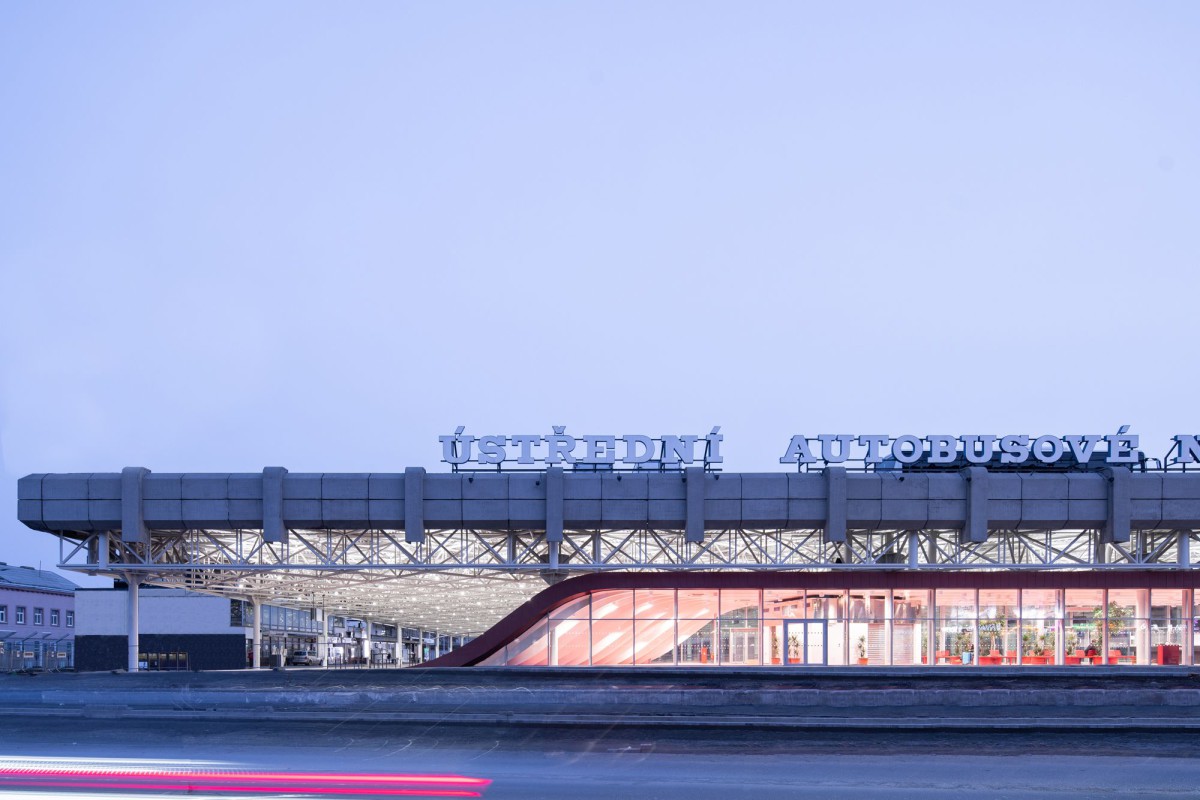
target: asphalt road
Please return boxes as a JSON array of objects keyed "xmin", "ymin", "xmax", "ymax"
[{"xmin": 1, "ymin": 718, "xmax": 1199, "ymax": 799}]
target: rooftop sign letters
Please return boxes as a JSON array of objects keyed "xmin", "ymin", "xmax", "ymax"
[
  {"xmin": 780, "ymin": 430, "xmax": 1149, "ymax": 466},
  {"xmin": 440, "ymin": 427, "xmax": 1200, "ymax": 470},
  {"xmin": 440, "ymin": 427, "xmax": 724, "ymax": 469}
]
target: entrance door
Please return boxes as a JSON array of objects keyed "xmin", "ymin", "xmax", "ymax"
[
  {"xmin": 728, "ymin": 628, "xmax": 758, "ymax": 664},
  {"xmin": 784, "ymin": 620, "xmax": 827, "ymax": 666}
]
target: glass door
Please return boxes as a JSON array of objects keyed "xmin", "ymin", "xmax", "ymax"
[
  {"xmin": 727, "ymin": 628, "xmax": 758, "ymax": 664},
  {"xmin": 784, "ymin": 620, "xmax": 827, "ymax": 666}
]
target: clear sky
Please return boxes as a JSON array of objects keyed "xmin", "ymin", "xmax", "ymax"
[{"xmin": 1, "ymin": 2, "xmax": 1198, "ymax": 581}]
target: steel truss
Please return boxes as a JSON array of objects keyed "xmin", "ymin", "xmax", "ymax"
[{"xmin": 57, "ymin": 527, "xmax": 1200, "ymax": 634}]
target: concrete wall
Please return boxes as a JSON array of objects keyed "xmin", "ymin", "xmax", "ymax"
[
  {"xmin": 75, "ymin": 633, "xmax": 246, "ymax": 672},
  {"xmin": 76, "ymin": 588, "xmax": 244, "ymax": 636}
]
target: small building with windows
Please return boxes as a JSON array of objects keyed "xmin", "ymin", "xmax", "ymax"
[
  {"xmin": 0, "ymin": 562, "xmax": 77, "ymax": 670},
  {"xmin": 74, "ymin": 586, "xmax": 254, "ymax": 671}
]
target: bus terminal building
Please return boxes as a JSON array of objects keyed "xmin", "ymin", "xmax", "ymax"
[{"xmin": 15, "ymin": 429, "xmax": 1200, "ymax": 670}]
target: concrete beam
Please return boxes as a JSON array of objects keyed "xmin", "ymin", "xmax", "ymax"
[
  {"xmin": 545, "ymin": 466, "xmax": 564, "ymax": 542},
  {"xmin": 262, "ymin": 467, "xmax": 288, "ymax": 543},
  {"xmin": 961, "ymin": 467, "xmax": 988, "ymax": 543},
  {"xmin": 1104, "ymin": 466, "xmax": 1131, "ymax": 543},
  {"xmin": 405, "ymin": 467, "xmax": 425, "ymax": 543},
  {"xmin": 120, "ymin": 467, "xmax": 150, "ymax": 545},
  {"xmin": 685, "ymin": 467, "xmax": 704, "ymax": 543},
  {"xmin": 825, "ymin": 467, "xmax": 847, "ymax": 543}
]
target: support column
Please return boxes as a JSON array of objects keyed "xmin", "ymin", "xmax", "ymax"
[
  {"xmin": 972, "ymin": 589, "xmax": 980, "ymax": 667},
  {"xmin": 251, "ymin": 598, "xmax": 262, "ymax": 669},
  {"xmin": 126, "ymin": 576, "xmax": 141, "ymax": 672},
  {"xmin": 1055, "ymin": 589, "xmax": 1066, "ymax": 667},
  {"xmin": 1136, "ymin": 589, "xmax": 1150, "ymax": 665},
  {"xmin": 884, "ymin": 592, "xmax": 894, "ymax": 666},
  {"xmin": 1184, "ymin": 588, "xmax": 1195, "ymax": 667},
  {"xmin": 1101, "ymin": 589, "xmax": 1110, "ymax": 662},
  {"xmin": 1016, "ymin": 589, "xmax": 1023, "ymax": 666},
  {"xmin": 927, "ymin": 608, "xmax": 937, "ymax": 667},
  {"xmin": 316, "ymin": 608, "xmax": 327, "ymax": 667},
  {"xmin": 363, "ymin": 620, "xmax": 372, "ymax": 667}
]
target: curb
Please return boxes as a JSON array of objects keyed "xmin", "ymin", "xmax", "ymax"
[{"xmin": 3, "ymin": 705, "xmax": 1200, "ymax": 732}]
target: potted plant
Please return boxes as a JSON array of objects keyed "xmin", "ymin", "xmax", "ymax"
[
  {"xmin": 1021, "ymin": 628, "xmax": 1035, "ymax": 656},
  {"xmin": 856, "ymin": 634, "xmax": 868, "ymax": 665},
  {"xmin": 788, "ymin": 634, "xmax": 801, "ymax": 664},
  {"xmin": 1093, "ymin": 602, "xmax": 1132, "ymax": 661},
  {"xmin": 956, "ymin": 628, "xmax": 974, "ymax": 665},
  {"xmin": 770, "ymin": 629, "xmax": 781, "ymax": 665}
]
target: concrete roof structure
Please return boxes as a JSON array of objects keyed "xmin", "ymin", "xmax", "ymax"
[{"xmin": 14, "ymin": 466, "xmax": 1200, "ymax": 634}]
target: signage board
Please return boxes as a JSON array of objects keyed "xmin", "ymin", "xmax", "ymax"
[{"xmin": 442, "ymin": 427, "xmax": 1200, "ymax": 470}]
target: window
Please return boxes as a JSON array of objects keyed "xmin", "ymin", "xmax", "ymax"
[
  {"xmin": 16, "ymin": 607, "xmax": 26, "ymax": 625},
  {"xmin": 50, "ymin": 610, "xmax": 60, "ymax": 626},
  {"xmin": 0, "ymin": 606, "xmax": 6, "ymax": 624},
  {"xmin": 33, "ymin": 608, "xmax": 43, "ymax": 625},
  {"xmin": 66, "ymin": 610, "xmax": 74, "ymax": 627}
]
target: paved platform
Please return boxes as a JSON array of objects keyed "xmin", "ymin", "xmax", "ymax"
[{"xmin": 3, "ymin": 667, "xmax": 1200, "ymax": 731}]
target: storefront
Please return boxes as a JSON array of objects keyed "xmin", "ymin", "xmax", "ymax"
[
  {"xmin": 259, "ymin": 604, "xmax": 320, "ymax": 665},
  {"xmin": 450, "ymin": 572, "xmax": 1198, "ymax": 667}
]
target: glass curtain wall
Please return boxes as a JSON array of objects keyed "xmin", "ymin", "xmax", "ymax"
[
  {"xmin": 935, "ymin": 589, "xmax": 976, "ymax": 665},
  {"xmin": 480, "ymin": 587, "xmax": 1194, "ymax": 667}
]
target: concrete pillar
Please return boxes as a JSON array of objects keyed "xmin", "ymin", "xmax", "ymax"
[
  {"xmin": 126, "ymin": 577, "xmax": 141, "ymax": 672},
  {"xmin": 1184, "ymin": 588, "xmax": 1195, "ymax": 667},
  {"xmin": 363, "ymin": 620, "xmax": 372, "ymax": 667},
  {"xmin": 972, "ymin": 589, "xmax": 980, "ymax": 667},
  {"xmin": 884, "ymin": 592, "xmax": 894, "ymax": 666},
  {"xmin": 316, "ymin": 608, "xmax": 327, "ymax": 667},
  {"xmin": 1101, "ymin": 589, "xmax": 1110, "ymax": 660},
  {"xmin": 927, "ymin": 605, "xmax": 937, "ymax": 667},
  {"xmin": 1136, "ymin": 589, "xmax": 1150, "ymax": 665},
  {"xmin": 251, "ymin": 598, "xmax": 262, "ymax": 669},
  {"xmin": 1055, "ymin": 589, "xmax": 1066, "ymax": 667},
  {"xmin": 1015, "ymin": 589, "xmax": 1023, "ymax": 666}
]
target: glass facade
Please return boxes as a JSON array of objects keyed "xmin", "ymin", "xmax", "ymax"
[{"xmin": 482, "ymin": 586, "xmax": 1196, "ymax": 667}]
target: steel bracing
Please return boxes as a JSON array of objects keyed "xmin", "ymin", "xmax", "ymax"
[{"xmin": 54, "ymin": 526, "xmax": 1200, "ymax": 634}]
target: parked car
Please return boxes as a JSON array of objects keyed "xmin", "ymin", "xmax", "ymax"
[{"xmin": 289, "ymin": 649, "xmax": 320, "ymax": 666}]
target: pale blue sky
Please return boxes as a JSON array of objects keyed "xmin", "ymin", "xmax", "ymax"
[{"xmin": 1, "ymin": 2, "xmax": 1198, "ymax": 577}]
